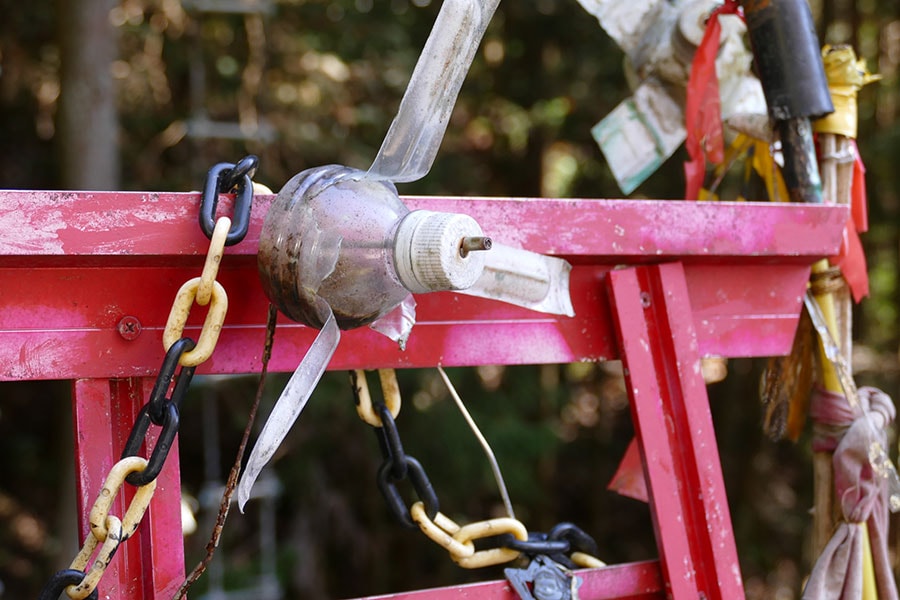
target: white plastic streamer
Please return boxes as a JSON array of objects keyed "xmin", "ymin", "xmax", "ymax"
[
  {"xmin": 367, "ymin": 0, "xmax": 502, "ymax": 182},
  {"xmin": 237, "ymin": 306, "xmax": 340, "ymax": 511}
]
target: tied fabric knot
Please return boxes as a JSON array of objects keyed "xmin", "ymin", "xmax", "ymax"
[{"xmin": 804, "ymin": 387, "xmax": 899, "ymax": 600}]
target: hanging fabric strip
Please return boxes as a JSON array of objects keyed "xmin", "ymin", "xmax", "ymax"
[{"xmin": 683, "ymin": 0, "xmax": 741, "ymax": 200}]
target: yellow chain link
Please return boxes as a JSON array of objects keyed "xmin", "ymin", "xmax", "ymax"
[
  {"xmin": 58, "ymin": 457, "xmax": 156, "ymax": 599},
  {"xmin": 197, "ymin": 216, "xmax": 230, "ymax": 306},
  {"xmin": 352, "ymin": 369, "xmax": 401, "ymax": 427},
  {"xmin": 162, "ymin": 214, "xmax": 231, "ymax": 367},
  {"xmin": 571, "ymin": 552, "xmax": 606, "ymax": 569},
  {"xmin": 66, "ymin": 516, "xmax": 124, "ymax": 600},
  {"xmin": 452, "ymin": 516, "xmax": 527, "ymax": 569},
  {"xmin": 409, "ymin": 501, "xmax": 528, "ymax": 568},
  {"xmin": 410, "ymin": 501, "xmax": 473, "ymax": 559},
  {"xmin": 88, "ymin": 456, "xmax": 157, "ymax": 542},
  {"xmin": 163, "ymin": 277, "xmax": 228, "ymax": 367}
]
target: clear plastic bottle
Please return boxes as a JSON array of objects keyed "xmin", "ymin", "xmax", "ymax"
[{"xmin": 257, "ymin": 165, "xmax": 487, "ymax": 330}]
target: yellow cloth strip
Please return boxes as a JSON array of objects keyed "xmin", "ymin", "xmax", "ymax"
[{"xmin": 861, "ymin": 522, "xmax": 878, "ymax": 600}]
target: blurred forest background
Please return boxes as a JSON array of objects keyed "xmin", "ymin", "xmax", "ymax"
[{"xmin": 2, "ymin": 0, "xmax": 900, "ymax": 598}]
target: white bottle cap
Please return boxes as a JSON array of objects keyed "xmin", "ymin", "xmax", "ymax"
[{"xmin": 393, "ymin": 210, "xmax": 488, "ymax": 294}]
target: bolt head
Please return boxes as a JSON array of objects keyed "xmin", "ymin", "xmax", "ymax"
[{"xmin": 117, "ymin": 316, "xmax": 142, "ymax": 341}]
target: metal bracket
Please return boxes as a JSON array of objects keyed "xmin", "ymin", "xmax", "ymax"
[{"xmin": 505, "ymin": 556, "xmax": 580, "ymax": 600}]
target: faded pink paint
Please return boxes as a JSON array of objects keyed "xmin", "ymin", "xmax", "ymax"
[
  {"xmin": 1, "ymin": 190, "xmax": 849, "ymax": 600},
  {"xmin": 355, "ymin": 560, "xmax": 664, "ymax": 599},
  {"xmin": 608, "ymin": 264, "xmax": 744, "ymax": 600},
  {"xmin": 1, "ymin": 191, "xmax": 846, "ymax": 260}
]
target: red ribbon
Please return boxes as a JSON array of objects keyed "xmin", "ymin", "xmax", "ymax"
[{"xmin": 683, "ymin": 1, "xmax": 741, "ymax": 200}]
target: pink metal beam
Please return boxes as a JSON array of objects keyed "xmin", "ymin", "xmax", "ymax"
[
  {"xmin": 3, "ymin": 190, "xmax": 849, "ymax": 600},
  {"xmin": 0, "ymin": 191, "xmax": 844, "ymax": 262},
  {"xmin": 607, "ymin": 263, "xmax": 744, "ymax": 600},
  {"xmin": 72, "ymin": 378, "xmax": 185, "ymax": 599},
  {"xmin": 0, "ymin": 191, "xmax": 847, "ymax": 380},
  {"xmin": 355, "ymin": 560, "xmax": 664, "ymax": 599}
]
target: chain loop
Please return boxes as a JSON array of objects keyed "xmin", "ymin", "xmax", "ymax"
[
  {"xmin": 548, "ymin": 522, "xmax": 599, "ymax": 557},
  {"xmin": 147, "ymin": 338, "xmax": 196, "ymax": 424},
  {"xmin": 199, "ymin": 157, "xmax": 257, "ymax": 246},
  {"xmin": 163, "ymin": 277, "xmax": 228, "ymax": 366},
  {"xmin": 197, "ymin": 216, "xmax": 231, "ymax": 306},
  {"xmin": 37, "ymin": 570, "xmax": 98, "ymax": 600},
  {"xmin": 121, "ymin": 402, "xmax": 180, "ymax": 487},
  {"xmin": 66, "ymin": 516, "xmax": 124, "ymax": 600},
  {"xmin": 571, "ymin": 552, "xmax": 606, "ymax": 569},
  {"xmin": 411, "ymin": 501, "xmax": 528, "ymax": 568},
  {"xmin": 351, "ymin": 369, "xmax": 401, "ymax": 427},
  {"xmin": 88, "ymin": 457, "xmax": 157, "ymax": 542},
  {"xmin": 409, "ymin": 502, "xmax": 473, "ymax": 559},
  {"xmin": 452, "ymin": 517, "xmax": 527, "ymax": 569},
  {"xmin": 121, "ymin": 339, "xmax": 195, "ymax": 485},
  {"xmin": 376, "ymin": 455, "xmax": 439, "ymax": 529},
  {"xmin": 374, "ymin": 402, "xmax": 408, "ymax": 480}
]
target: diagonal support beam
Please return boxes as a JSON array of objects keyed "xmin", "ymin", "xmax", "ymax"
[{"xmin": 607, "ymin": 263, "xmax": 744, "ymax": 600}]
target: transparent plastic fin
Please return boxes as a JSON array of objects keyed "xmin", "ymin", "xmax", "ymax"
[
  {"xmin": 237, "ymin": 305, "xmax": 340, "ymax": 511},
  {"xmin": 369, "ymin": 294, "xmax": 417, "ymax": 350},
  {"xmin": 367, "ymin": 0, "xmax": 501, "ymax": 183},
  {"xmin": 459, "ymin": 243, "xmax": 575, "ymax": 316}
]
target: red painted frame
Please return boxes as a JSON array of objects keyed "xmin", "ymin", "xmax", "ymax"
[{"xmin": 0, "ymin": 190, "xmax": 847, "ymax": 599}]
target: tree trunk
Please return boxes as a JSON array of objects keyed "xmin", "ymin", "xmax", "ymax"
[{"xmin": 57, "ymin": 0, "xmax": 119, "ymax": 189}]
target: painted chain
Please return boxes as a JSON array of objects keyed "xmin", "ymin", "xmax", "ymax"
[
  {"xmin": 38, "ymin": 157, "xmax": 259, "ymax": 600},
  {"xmin": 64, "ymin": 457, "xmax": 157, "ymax": 600},
  {"xmin": 163, "ymin": 215, "xmax": 230, "ymax": 366},
  {"xmin": 353, "ymin": 370, "xmax": 602, "ymax": 570}
]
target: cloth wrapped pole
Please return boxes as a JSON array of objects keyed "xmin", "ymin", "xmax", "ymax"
[{"xmin": 803, "ymin": 387, "xmax": 899, "ymax": 600}]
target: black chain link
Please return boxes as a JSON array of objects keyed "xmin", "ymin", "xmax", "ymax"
[
  {"xmin": 370, "ymin": 401, "xmax": 439, "ymax": 529},
  {"xmin": 37, "ymin": 569, "xmax": 98, "ymax": 600},
  {"xmin": 199, "ymin": 155, "xmax": 258, "ymax": 245},
  {"xmin": 360, "ymin": 391, "xmax": 600, "ymax": 562},
  {"xmin": 494, "ymin": 522, "xmax": 600, "ymax": 568},
  {"xmin": 121, "ymin": 338, "xmax": 196, "ymax": 486}
]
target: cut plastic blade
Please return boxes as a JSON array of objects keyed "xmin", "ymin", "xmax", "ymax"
[
  {"xmin": 459, "ymin": 243, "xmax": 574, "ymax": 316},
  {"xmin": 367, "ymin": 0, "xmax": 501, "ymax": 183},
  {"xmin": 237, "ymin": 305, "xmax": 340, "ymax": 511}
]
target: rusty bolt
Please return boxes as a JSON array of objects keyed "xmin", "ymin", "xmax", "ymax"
[{"xmin": 117, "ymin": 316, "xmax": 142, "ymax": 341}]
